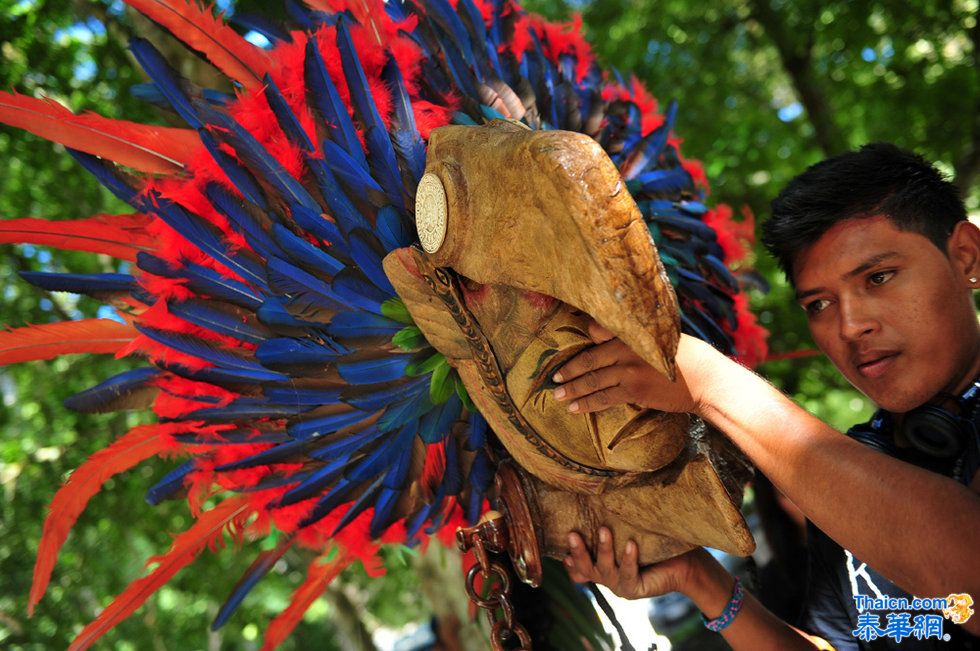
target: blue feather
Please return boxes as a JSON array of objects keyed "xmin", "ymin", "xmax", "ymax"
[
  {"xmin": 630, "ymin": 168, "xmax": 692, "ymax": 194},
  {"xmin": 205, "ymin": 183, "xmax": 279, "ymax": 257},
  {"xmin": 256, "ymin": 337, "xmax": 347, "ymax": 368},
  {"xmin": 270, "ymin": 223, "xmax": 344, "ymax": 276},
  {"xmin": 305, "ymin": 155, "xmax": 374, "ymax": 234},
  {"xmin": 344, "ymin": 376, "xmax": 429, "ymax": 411},
  {"xmin": 167, "ymin": 299, "xmax": 269, "ymax": 344},
  {"xmin": 330, "ymin": 475, "xmax": 385, "ymax": 536},
  {"xmin": 425, "ymin": 0, "xmax": 478, "ymax": 66},
  {"xmin": 368, "ymin": 488, "xmax": 402, "ymax": 538},
  {"xmin": 285, "ymin": 203, "xmax": 350, "ymax": 256},
  {"xmin": 286, "ymin": 0, "xmax": 335, "ymax": 29},
  {"xmin": 304, "ymin": 38, "xmax": 368, "ymax": 170},
  {"xmin": 307, "ymin": 424, "xmax": 386, "ymax": 462},
  {"xmin": 194, "ymin": 101, "xmax": 322, "ymax": 214},
  {"xmin": 184, "ymin": 399, "xmax": 308, "ymax": 422},
  {"xmin": 336, "ymin": 18, "xmax": 405, "ymax": 210},
  {"xmin": 465, "ymin": 411, "xmax": 488, "ymax": 450},
  {"xmin": 145, "ymin": 460, "xmax": 195, "ymax": 505},
  {"xmin": 215, "ymin": 437, "xmax": 319, "ymax": 471},
  {"xmin": 267, "ymin": 256, "xmax": 347, "ymax": 311},
  {"xmin": 138, "ymin": 190, "xmax": 269, "ymax": 289},
  {"xmin": 287, "ymin": 409, "xmax": 372, "ymax": 440},
  {"xmin": 136, "ymin": 253, "xmax": 264, "ymax": 310},
  {"xmin": 159, "ymin": 361, "xmax": 288, "ymax": 385},
  {"xmin": 211, "ymin": 538, "xmax": 293, "ymax": 630},
  {"xmin": 381, "ymin": 55, "xmax": 426, "ymax": 185},
  {"xmin": 129, "ymin": 37, "xmax": 202, "ymax": 128},
  {"xmin": 173, "ymin": 429, "xmax": 290, "ymax": 445},
  {"xmin": 418, "ymin": 393, "xmax": 461, "ymax": 443},
  {"xmin": 345, "ymin": 231, "xmax": 394, "ymax": 294},
  {"xmin": 19, "ymin": 271, "xmax": 134, "ymax": 296},
  {"xmin": 63, "ymin": 367, "xmax": 161, "ymax": 413},
  {"xmin": 326, "ymin": 310, "xmax": 404, "ymax": 338},
  {"xmin": 276, "ymin": 457, "xmax": 349, "ymax": 507},
  {"xmin": 319, "ymin": 139, "xmax": 383, "ymax": 201},
  {"xmin": 375, "ymin": 205, "xmax": 413, "ymax": 252},
  {"xmin": 337, "ymin": 355, "xmax": 411, "ymax": 385},
  {"xmin": 298, "ymin": 477, "xmax": 358, "ymax": 526},
  {"xmin": 378, "ymin": 389, "xmax": 433, "ymax": 431},
  {"xmin": 262, "ymin": 73, "xmax": 315, "ymax": 152},
  {"xmin": 230, "ymin": 13, "xmax": 294, "ymax": 44},
  {"xmin": 134, "ymin": 325, "xmax": 289, "ymax": 381},
  {"xmin": 68, "ymin": 150, "xmax": 139, "ymax": 206},
  {"xmin": 347, "ymin": 424, "xmax": 414, "ymax": 482},
  {"xmin": 623, "ymin": 100, "xmax": 678, "ymax": 180},
  {"xmin": 331, "ymin": 269, "xmax": 388, "ymax": 312},
  {"xmin": 441, "ymin": 435, "xmax": 462, "ymax": 495},
  {"xmin": 198, "ymin": 131, "xmax": 270, "ymax": 211},
  {"xmin": 264, "ymin": 387, "xmax": 344, "ymax": 406},
  {"xmin": 703, "ymin": 254, "xmax": 739, "ymax": 292}
]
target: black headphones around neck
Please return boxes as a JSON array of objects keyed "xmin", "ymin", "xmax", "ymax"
[{"xmin": 861, "ymin": 378, "xmax": 980, "ymax": 460}]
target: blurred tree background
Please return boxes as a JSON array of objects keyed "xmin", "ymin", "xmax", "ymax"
[{"xmin": 0, "ymin": 0, "xmax": 977, "ymax": 649}]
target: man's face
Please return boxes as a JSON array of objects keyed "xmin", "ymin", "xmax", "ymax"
[{"xmin": 793, "ymin": 215, "xmax": 980, "ymax": 413}]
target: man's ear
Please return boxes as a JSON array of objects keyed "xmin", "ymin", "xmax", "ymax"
[{"xmin": 947, "ymin": 220, "xmax": 980, "ymax": 288}]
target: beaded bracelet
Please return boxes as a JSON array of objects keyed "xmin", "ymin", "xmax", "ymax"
[{"xmin": 701, "ymin": 576, "xmax": 745, "ymax": 632}]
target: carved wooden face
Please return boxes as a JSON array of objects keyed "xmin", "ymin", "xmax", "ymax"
[{"xmin": 384, "ymin": 122, "xmax": 754, "ymax": 584}]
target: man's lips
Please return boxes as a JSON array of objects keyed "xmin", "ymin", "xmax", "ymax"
[{"xmin": 854, "ymin": 352, "xmax": 900, "ymax": 379}]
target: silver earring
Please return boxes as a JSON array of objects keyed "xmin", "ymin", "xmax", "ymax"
[{"xmin": 971, "ymin": 276, "xmax": 978, "ymax": 284}]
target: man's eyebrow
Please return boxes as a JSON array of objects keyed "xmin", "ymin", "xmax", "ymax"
[
  {"xmin": 841, "ymin": 251, "xmax": 899, "ymax": 280},
  {"xmin": 794, "ymin": 252, "xmax": 899, "ymax": 301}
]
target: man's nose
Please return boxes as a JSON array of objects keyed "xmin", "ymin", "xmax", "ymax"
[{"xmin": 838, "ymin": 297, "xmax": 879, "ymax": 341}]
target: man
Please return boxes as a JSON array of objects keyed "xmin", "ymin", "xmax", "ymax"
[{"xmin": 555, "ymin": 143, "xmax": 980, "ymax": 649}]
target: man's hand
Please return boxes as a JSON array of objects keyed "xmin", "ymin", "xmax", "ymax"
[
  {"xmin": 552, "ymin": 322, "xmax": 709, "ymax": 414},
  {"xmin": 563, "ymin": 526, "xmax": 700, "ymax": 600}
]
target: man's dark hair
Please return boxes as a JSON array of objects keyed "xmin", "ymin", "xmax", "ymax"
[{"xmin": 762, "ymin": 142, "xmax": 967, "ymax": 283}]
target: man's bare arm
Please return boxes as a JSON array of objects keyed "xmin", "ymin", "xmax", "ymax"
[{"xmin": 555, "ymin": 330, "xmax": 980, "ymax": 633}]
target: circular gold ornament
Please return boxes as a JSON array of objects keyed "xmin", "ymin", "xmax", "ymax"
[{"xmin": 416, "ymin": 172, "xmax": 448, "ymax": 253}]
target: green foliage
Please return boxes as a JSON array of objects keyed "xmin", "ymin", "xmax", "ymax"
[{"xmin": 3, "ymin": 0, "xmax": 977, "ymax": 648}]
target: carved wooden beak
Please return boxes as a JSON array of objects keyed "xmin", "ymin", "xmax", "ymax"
[{"xmin": 414, "ymin": 121, "xmax": 680, "ymax": 381}]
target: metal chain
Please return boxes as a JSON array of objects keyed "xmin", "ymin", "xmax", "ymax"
[{"xmin": 456, "ymin": 512, "xmax": 533, "ymax": 650}]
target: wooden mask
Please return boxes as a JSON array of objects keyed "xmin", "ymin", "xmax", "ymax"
[{"xmin": 383, "ymin": 121, "xmax": 754, "ymax": 586}]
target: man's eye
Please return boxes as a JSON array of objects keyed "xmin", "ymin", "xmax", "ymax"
[
  {"xmin": 805, "ymin": 299, "xmax": 830, "ymax": 315},
  {"xmin": 868, "ymin": 270, "xmax": 895, "ymax": 286}
]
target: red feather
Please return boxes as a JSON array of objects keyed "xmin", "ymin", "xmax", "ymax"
[
  {"xmin": 260, "ymin": 549, "xmax": 352, "ymax": 651},
  {"xmin": 0, "ymin": 92, "xmax": 198, "ymax": 173},
  {"xmin": 0, "ymin": 320, "xmax": 137, "ymax": 365},
  {"xmin": 0, "ymin": 214, "xmax": 156, "ymax": 261},
  {"xmin": 123, "ymin": 0, "xmax": 271, "ymax": 89},
  {"xmin": 68, "ymin": 497, "xmax": 253, "ymax": 651},
  {"xmin": 28, "ymin": 423, "xmax": 181, "ymax": 615}
]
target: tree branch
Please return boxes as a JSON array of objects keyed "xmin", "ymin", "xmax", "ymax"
[{"xmin": 747, "ymin": 0, "xmax": 849, "ymax": 156}]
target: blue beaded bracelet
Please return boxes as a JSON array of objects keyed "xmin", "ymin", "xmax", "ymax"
[{"xmin": 701, "ymin": 576, "xmax": 745, "ymax": 632}]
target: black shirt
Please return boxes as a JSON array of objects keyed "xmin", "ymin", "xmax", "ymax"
[{"xmin": 801, "ymin": 404, "xmax": 980, "ymax": 650}]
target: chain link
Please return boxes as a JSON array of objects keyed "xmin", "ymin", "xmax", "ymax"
[{"xmin": 457, "ymin": 512, "xmax": 533, "ymax": 650}]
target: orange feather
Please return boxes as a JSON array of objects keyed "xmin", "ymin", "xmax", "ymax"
[
  {"xmin": 68, "ymin": 497, "xmax": 253, "ymax": 651},
  {"xmin": 260, "ymin": 549, "xmax": 352, "ymax": 651},
  {"xmin": 0, "ymin": 214, "xmax": 156, "ymax": 261},
  {"xmin": 0, "ymin": 320, "xmax": 138, "ymax": 365},
  {"xmin": 123, "ymin": 0, "xmax": 271, "ymax": 88},
  {"xmin": 0, "ymin": 91, "xmax": 198, "ymax": 173},
  {"xmin": 28, "ymin": 423, "xmax": 180, "ymax": 615}
]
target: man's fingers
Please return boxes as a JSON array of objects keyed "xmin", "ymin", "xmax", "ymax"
[
  {"xmin": 566, "ymin": 532, "xmax": 595, "ymax": 577},
  {"xmin": 567, "ymin": 386, "xmax": 627, "ymax": 414},
  {"xmin": 594, "ymin": 527, "xmax": 617, "ymax": 577},
  {"xmin": 588, "ymin": 321, "xmax": 615, "ymax": 344},
  {"xmin": 553, "ymin": 339, "xmax": 624, "ymax": 383},
  {"xmin": 620, "ymin": 539, "xmax": 639, "ymax": 585},
  {"xmin": 553, "ymin": 366, "xmax": 620, "ymax": 404}
]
